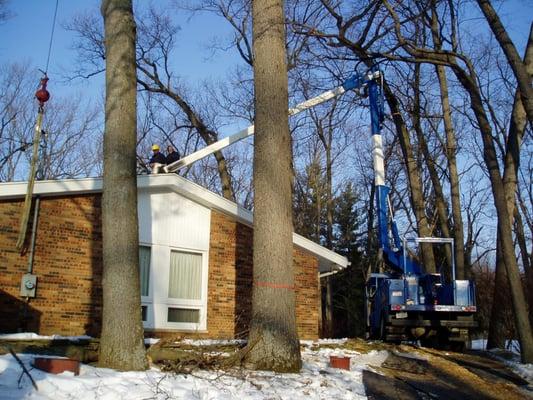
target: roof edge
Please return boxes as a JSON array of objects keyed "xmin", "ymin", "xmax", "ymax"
[{"xmin": 0, "ymin": 175, "xmax": 348, "ymax": 269}]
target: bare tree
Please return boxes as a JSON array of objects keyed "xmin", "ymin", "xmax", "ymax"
[
  {"xmin": 428, "ymin": 2, "xmax": 467, "ymax": 279},
  {"xmin": 66, "ymin": 7, "xmax": 236, "ymax": 200},
  {"xmin": 0, "ymin": 0, "xmax": 13, "ymax": 24},
  {"xmin": 99, "ymin": 0, "xmax": 147, "ymax": 371},
  {"xmin": 0, "ymin": 63, "xmax": 35, "ymax": 181},
  {"xmin": 290, "ymin": 1, "xmax": 438, "ymax": 273},
  {"xmin": 245, "ymin": 0, "xmax": 302, "ymax": 372},
  {"xmin": 379, "ymin": 0, "xmax": 533, "ymax": 363},
  {"xmin": 475, "ymin": 1, "xmax": 533, "ymax": 125},
  {"xmin": 487, "ymin": 22, "xmax": 533, "ymax": 348},
  {"xmin": 0, "ymin": 63, "xmax": 101, "ymax": 181}
]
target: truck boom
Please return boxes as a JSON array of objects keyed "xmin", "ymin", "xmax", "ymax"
[{"xmin": 163, "ymin": 75, "xmax": 368, "ymax": 173}]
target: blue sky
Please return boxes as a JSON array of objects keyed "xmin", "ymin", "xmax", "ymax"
[
  {"xmin": 0, "ymin": 0, "xmax": 530, "ymax": 99},
  {"xmin": 0, "ymin": 0, "xmax": 241, "ymax": 100},
  {"xmin": 0, "ymin": 0, "xmax": 530, "ymax": 245}
]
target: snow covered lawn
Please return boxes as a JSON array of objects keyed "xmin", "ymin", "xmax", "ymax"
[
  {"xmin": 0, "ymin": 340, "xmax": 388, "ymax": 399},
  {"xmin": 471, "ymin": 338, "xmax": 533, "ymax": 383}
]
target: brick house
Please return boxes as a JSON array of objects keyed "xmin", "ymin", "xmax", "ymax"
[{"xmin": 0, "ymin": 174, "xmax": 347, "ymax": 340}]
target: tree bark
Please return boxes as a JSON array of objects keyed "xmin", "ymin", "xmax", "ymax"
[
  {"xmin": 382, "ymin": 81, "xmax": 437, "ymax": 272},
  {"xmin": 429, "ymin": 6, "xmax": 467, "ymax": 279},
  {"xmin": 487, "ymin": 25, "xmax": 533, "ymax": 347},
  {"xmin": 452, "ymin": 65, "xmax": 533, "ymax": 363},
  {"xmin": 476, "ymin": 1, "xmax": 533, "ymax": 124},
  {"xmin": 486, "ymin": 234, "xmax": 508, "ymax": 349},
  {"xmin": 99, "ymin": 0, "xmax": 147, "ymax": 370},
  {"xmin": 315, "ymin": 114, "xmax": 335, "ymax": 336},
  {"xmin": 246, "ymin": 0, "xmax": 302, "ymax": 372},
  {"xmin": 513, "ymin": 209, "xmax": 533, "ymax": 328},
  {"xmin": 412, "ymin": 65, "xmax": 454, "ymax": 276},
  {"xmin": 437, "ymin": 65, "xmax": 466, "ymax": 279},
  {"xmin": 321, "ymin": 142, "xmax": 335, "ymax": 336}
]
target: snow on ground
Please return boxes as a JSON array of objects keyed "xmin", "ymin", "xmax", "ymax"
[
  {"xmin": 180, "ymin": 339, "xmax": 246, "ymax": 347},
  {"xmin": 471, "ymin": 339, "xmax": 520, "ymax": 353},
  {"xmin": 0, "ymin": 332, "xmax": 160, "ymax": 346},
  {"xmin": 471, "ymin": 338, "xmax": 533, "ymax": 384},
  {"xmin": 471, "ymin": 338, "xmax": 487, "ymax": 351},
  {"xmin": 507, "ymin": 360, "xmax": 533, "ymax": 383},
  {"xmin": 0, "ymin": 333, "xmax": 92, "ymax": 342},
  {"xmin": 0, "ymin": 340, "xmax": 388, "ymax": 400}
]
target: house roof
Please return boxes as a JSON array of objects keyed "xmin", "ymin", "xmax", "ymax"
[{"xmin": 0, "ymin": 175, "xmax": 348, "ymax": 272}]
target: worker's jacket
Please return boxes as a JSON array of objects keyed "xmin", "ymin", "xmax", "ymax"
[
  {"xmin": 166, "ymin": 151, "xmax": 180, "ymax": 165},
  {"xmin": 149, "ymin": 152, "xmax": 167, "ymax": 165}
]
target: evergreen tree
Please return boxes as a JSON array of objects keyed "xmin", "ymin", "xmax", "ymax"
[
  {"xmin": 293, "ymin": 157, "xmax": 327, "ymax": 243},
  {"xmin": 330, "ymin": 182, "xmax": 367, "ymax": 337}
]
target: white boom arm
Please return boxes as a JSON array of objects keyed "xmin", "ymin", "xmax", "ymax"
[{"xmin": 163, "ymin": 85, "xmax": 348, "ymax": 173}]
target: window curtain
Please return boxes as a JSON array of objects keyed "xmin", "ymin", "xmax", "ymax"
[
  {"xmin": 168, "ymin": 251, "xmax": 202, "ymax": 300},
  {"xmin": 139, "ymin": 246, "xmax": 151, "ymax": 297}
]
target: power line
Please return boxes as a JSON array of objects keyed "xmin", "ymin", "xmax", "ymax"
[{"xmin": 44, "ymin": 0, "xmax": 59, "ymax": 74}]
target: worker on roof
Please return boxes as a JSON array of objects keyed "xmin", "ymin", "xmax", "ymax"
[
  {"xmin": 166, "ymin": 145, "xmax": 181, "ymax": 166},
  {"xmin": 149, "ymin": 144, "xmax": 166, "ymax": 174}
]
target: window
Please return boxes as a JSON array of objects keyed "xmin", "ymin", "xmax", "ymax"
[
  {"xmin": 141, "ymin": 305, "xmax": 148, "ymax": 322},
  {"xmin": 166, "ymin": 250, "xmax": 205, "ymax": 325},
  {"xmin": 139, "ymin": 246, "xmax": 151, "ymax": 297},
  {"xmin": 137, "ymin": 246, "xmax": 207, "ymax": 330},
  {"xmin": 168, "ymin": 251, "xmax": 202, "ymax": 300},
  {"xmin": 168, "ymin": 308, "xmax": 200, "ymax": 323},
  {"xmin": 139, "ymin": 246, "xmax": 152, "ymax": 326}
]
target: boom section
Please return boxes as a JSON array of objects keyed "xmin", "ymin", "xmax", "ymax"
[{"xmin": 163, "ymin": 74, "xmax": 371, "ymax": 173}]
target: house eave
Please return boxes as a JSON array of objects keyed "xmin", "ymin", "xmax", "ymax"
[{"xmin": 0, "ymin": 175, "xmax": 349, "ymax": 271}]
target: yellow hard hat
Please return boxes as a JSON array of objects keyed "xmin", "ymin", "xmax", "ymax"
[{"xmin": 152, "ymin": 144, "xmax": 160, "ymax": 151}]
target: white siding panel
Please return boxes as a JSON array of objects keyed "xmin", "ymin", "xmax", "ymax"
[
  {"xmin": 137, "ymin": 190, "xmax": 211, "ymax": 251},
  {"xmin": 165, "ymin": 192, "xmax": 211, "ymax": 250},
  {"xmin": 138, "ymin": 192, "xmax": 153, "ymax": 244}
]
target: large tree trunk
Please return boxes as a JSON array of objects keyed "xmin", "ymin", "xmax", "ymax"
[
  {"xmin": 382, "ymin": 82, "xmax": 437, "ymax": 272},
  {"xmin": 429, "ymin": 7, "xmax": 467, "ymax": 279},
  {"xmin": 514, "ymin": 207, "xmax": 533, "ymax": 326},
  {"xmin": 437, "ymin": 65, "xmax": 467, "ymax": 279},
  {"xmin": 99, "ymin": 0, "xmax": 147, "ymax": 371},
  {"xmin": 487, "ymin": 26, "xmax": 533, "ymax": 348},
  {"xmin": 413, "ymin": 65, "xmax": 454, "ymax": 276},
  {"xmin": 246, "ymin": 0, "xmax": 301, "ymax": 372},
  {"xmin": 324, "ymin": 148, "xmax": 334, "ymax": 336},
  {"xmin": 514, "ymin": 209, "xmax": 533, "ymax": 328},
  {"xmin": 316, "ymin": 118, "xmax": 335, "ymax": 336},
  {"xmin": 486, "ymin": 235, "xmax": 508, "ymax": 349},
  {"xmin": 476, "ymin": 1, "xmax": 533, "ymax": 124},
  {"xmin": 452, "ymin": 65, "xmax": 533, "ymax": 363}
]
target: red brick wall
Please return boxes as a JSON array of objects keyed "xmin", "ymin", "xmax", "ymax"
[
  {"xmin": 207, "ymin": 211, "xmax": 319, "ymax": 340},
  {"xmin": 0, "ymin": 196, "xmax": 319, "ymax": 340},
  {"xmin": 0, "ymin": 196, "xmax": 103, "ymax": 336}
]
